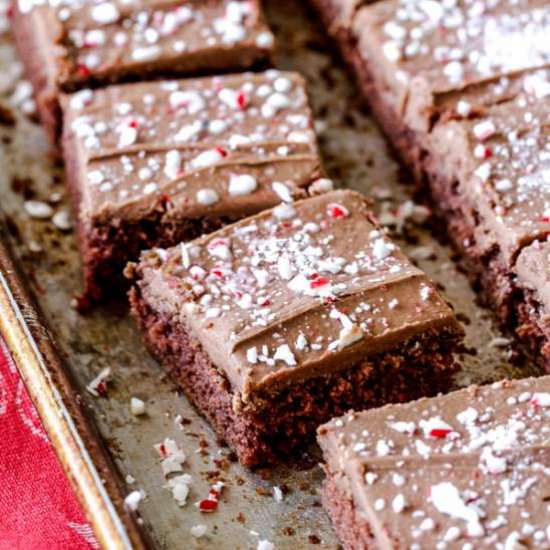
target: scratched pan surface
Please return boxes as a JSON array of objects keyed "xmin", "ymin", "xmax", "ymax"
[{"xmin": 0, "ymin": 1, "xmax": 542, "ymax": 549}]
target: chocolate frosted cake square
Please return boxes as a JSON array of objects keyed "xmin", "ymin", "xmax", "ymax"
[
  {"xmin": 310, "ymin": 0, "xmax": 550, "ymax": 370},
  {"xmin": 127, "ymin": 190, "xmax": 463, "ymax": 466},
  {"xmin": 12, "ymin": 0, "xmax": 274, "ymax": 142},
  {"xmin": 318, "ymin": 376, "xmax": 550, "ymax": 549},
  {"xmin": 60, "ymin": 71, "xmax": 325, "ymax": 303}
]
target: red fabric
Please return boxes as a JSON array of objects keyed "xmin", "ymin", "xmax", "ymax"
[{"xmin": 0, "ymin": 338, "xmax": 99, "ymax": 550}]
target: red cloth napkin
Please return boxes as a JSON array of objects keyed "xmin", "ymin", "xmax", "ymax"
[{"xmin": 0, "ymin": 338, "xmax": 99, "ymax": 549}]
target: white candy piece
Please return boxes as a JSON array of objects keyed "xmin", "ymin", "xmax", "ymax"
[
  {"xmin": 190, "ymin": 524, "xmax": 207, "ymax": 538},
  {"xmin": 196, "ymin": 189, "xmax": 219, "ymax": 206},
  {"xmin": 336, "ymin": 323, "xmax": 364, "ymax": 350},
  {"xmin": 190, "ymin": 149, "xmax": 225, "ymax": 169},
  {"xmin": 124, "ymin": 489, "xmax": 146, "ymax": 512},
  {"xmin": 273, "ymin": 344, "xmax": 297, "ymax": 366},
  {"xmin": 52, "ymin": 210, "xmax": 72, "ymax": 231},
  {"xmin": 130, "ymin": 397, "xmax": 146, "ymax": 416},
  {"xmin": 309, "ymin": 178, "xmax": 334, "ymax": 195},
  {"xmin": 273, "ymin": 203, "xmax": 296, "ymax": 220},
  {"xmin": 24, "ymin": 200, "xmax": 53, "ymax": 220},
  {"xmin": 164, "ymin": 150, "xmax": 182, "ymax": 179},
  {"xmin": 272, "ymin": 181, "xmax": 293, "ymax": 203},
  {"xmin": 91, "ymin": 2, "xmax": 119, "ymax": 24},
  {"xmin": 473, "ymin": 120, "xmax": 496, "ymax": 141},
  {"xmin": 165, "ymin": 474, "xmax": 192, "ymax": 507},
  {"xmin": 229, "ymin": 174, "xmax": 257, "ymax": 196}
]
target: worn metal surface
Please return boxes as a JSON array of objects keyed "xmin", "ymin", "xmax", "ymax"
[{"xmin": 0, "ymin": 1, "xmax": 542, "ymax": 549}]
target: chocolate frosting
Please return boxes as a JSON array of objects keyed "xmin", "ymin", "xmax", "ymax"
[
  {"xmin": 61, "ymin": 71, "xmax": 324, "ymax": 224},
  {"xmin": 346, "ymin": 0, "xmax": 550, "ymax": 312},
  {"xmin": 353, "ymin": 0, "xmax": 550, "ymax": 133},
  {"xmin": 428, "ymin": 85, "xmax": 550, "ymax": 264},
  {"xmin": 132, "ymin": 190, "xmax": 461, "ymax": 403},
  {"xmin": 17, "ymin": 0, "xmax": 274, "ymax": 89},
  {"xmin": 318, "ymin": 376, "xmax": 550, "ymax": 549}
]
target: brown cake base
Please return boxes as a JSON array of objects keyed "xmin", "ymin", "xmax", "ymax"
[
  {"xmin": 309, "ymin": 0, "xmax": 550, "ymax": 372},
  {"xmin": 79, "ymin": 216, "xmax": 232, "ymax": 307},
  {"xmin": 63, "ymin": 130, "xmax": 236, "ymax": 306},
  {"xmin": 321, "ymin": 473, "xmax": 375, "ymax": 550},
  {"xmin": 129, "ymin": 285, "xmax": 460, "ymax": 467}
]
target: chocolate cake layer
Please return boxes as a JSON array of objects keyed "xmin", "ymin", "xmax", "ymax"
[
  {"xmin": 61, "ymin": 71, "xmax": 325, "ymax": 302},
  {"xmin": 128, "ymin": 190, "xmax": 463, "ymax": 465},
  {"xmin": 310, "ymin": 0, "xmax": 550, "ymax": 370},
  {"xmin": 12, "ymin": 0, "xmax": 274, "ymax": 142},
  {"xmin": 318, "ymin": 376, "xmax": 550, "ymax": 549}
]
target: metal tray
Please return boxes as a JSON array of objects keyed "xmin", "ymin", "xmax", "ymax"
[{"xmin": 0, "ymin": 1, "xmax": 542, "ymax": 548}]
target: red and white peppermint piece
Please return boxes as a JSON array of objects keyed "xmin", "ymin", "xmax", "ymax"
[
  {"xmin": 327, "ymin": 203, "xmax": 349, "ymax": 219},
  {"xmin": 530, "ymin": 392, "xmax": 550, "ymax": 407},
  {"xmin": 309, "ymin": 274, "xmax": 330, "ymax": 289},
  {"xmin": 117, "ymin": 119, "xmax": 138, "ymax": 147},
  {"xmin": 198, "ymin": 482, "xmax": 224, "ymax": 513},
  {"xmin": 420, "ymin": 417, "xmax": 455, "ymax": 439},
  {"xmin": 207, "ymin": 238, "xmax": 232, "ymax": 260},
  {"xmin": 473, "ymin": 120, "xmax": 496, "ymax": 141}
]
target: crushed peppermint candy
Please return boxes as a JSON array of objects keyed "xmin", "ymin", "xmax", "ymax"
[
  {"xmin": 190, "ymin": 524, "xmax": 207, "ymax": 538},
  {"xmin": 155, "ymin": 438, "xmax": 186, "ymax": 476},
  {"xmin": 319, "ymin": 374, "xmax": 550, "ymax": 547},
  {"xmin": 198, "ymin": 481, "xmax": 224, "ymax": 513},
  {"xmin": 124, "ymin": 489, "xmax": 146, "ymax": 512},
  {"xmin": 165, "ymin": 474, "xmax": 192, "ymax": 507},
  {"xmin": 86, "ymin": 367, "xmax": 111, "ymax": 397},
  {"xmin": 24, "ymin": 200, "xmax": 53, "ymax": 220},
  {"xmin": 65, "ymin": 71, "xmax": 320, "ymax": 223}
]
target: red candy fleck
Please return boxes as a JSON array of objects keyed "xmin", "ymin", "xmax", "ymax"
[
  {"xmin": 237, "ymin": 91, "xmax": 248, "ymax": 110},
  {"xmin": 216, "ymin": 146, "xmax": 228, "ymax": 157},
  {"xmin": 327, "ymin": 203, "xmax": 349, "ymax": 219},
  {"xmin": 159, "ymin": 194, "xmax": 173, "ymax": 208},
  {"xmin": 76, "ymin": 64, "xmax": 91, "ymax": 77},
  {"xmin": 429, "ymin": 428, "xmax": 452, "ymax": 438},
  {"xmin": 310, "ymin": 275, "xmax": 330, "ymax": 289},
  {"xmin": 95, "ymin": 381, "xmax": 107, "ymax": 397},
  {"xmin": 198, "ymin": 483, "xmax": 223, "ymax": 513},
  {"xmin": 199, "ymin": 499, "xmax": 218, "ymax": 512}
]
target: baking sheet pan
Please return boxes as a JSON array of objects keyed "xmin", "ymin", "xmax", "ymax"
[{"xmin": 0, "ymin": 1, "xmax": 542, "ymax": 548}]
